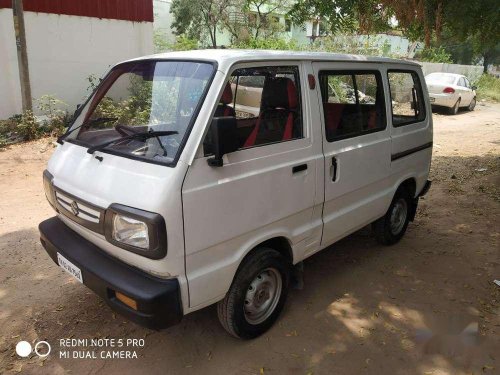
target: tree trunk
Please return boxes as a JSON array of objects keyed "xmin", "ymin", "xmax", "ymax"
[
  {"xmin": 483, "ymin": 53, "xmax": 490, "ymax": 73},
  {"xmin": 213, "ymin": 24, "xmax": 217, "ymax": 48},
  {"xmin": 424, "ymin": 25, "xmax": 431, "ymax": 48},
  {"xmin": 435, "ymin": 1, "xmax": 443, "ymax": 44},
  {"xmin": 254, "ymin": 9, "xmax": 261, "ymax": 39}
]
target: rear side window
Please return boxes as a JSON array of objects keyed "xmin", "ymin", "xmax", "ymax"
[
  {"xmin": 388, "ymin": 71, "xmax": 426, "ymax": 126},
  {"xmin": 319, "ymin": 71, "xmax": 386, "ymax": 142}
]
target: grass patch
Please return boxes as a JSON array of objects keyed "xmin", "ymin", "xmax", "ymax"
[{"xmin": 475, "ymin": 74, "xmax": 500, "ymax": 102}]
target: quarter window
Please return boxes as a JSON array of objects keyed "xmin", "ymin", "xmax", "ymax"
[
  {"xmin": 388, "ymin": 71, "xmax": 425, "ymax": 126},
  {"xmin": 204, "ymin": 66, "xmax": 303, "ymax": 155},
  {"xmin": 319, "ymin": 71, "xmax": 386, "ymax": 142}
]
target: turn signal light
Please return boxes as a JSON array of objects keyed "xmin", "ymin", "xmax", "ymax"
[
  {"xmin": 443, "ymin": 87, "xmax": 455, "ymax": 94},
  {"xmin": 115, "ymin": 291, "xmax": 138, "ymax": 310}
]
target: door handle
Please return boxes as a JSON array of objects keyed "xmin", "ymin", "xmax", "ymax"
[
  {"xmin": 331, "ymin": 157, "xmax": 338, "ymax": 181},
  {"xmin": 292, "ymin": 164, "xmax": 308, "ymax": 174}
]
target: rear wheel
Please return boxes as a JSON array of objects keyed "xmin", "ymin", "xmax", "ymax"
[
  {"xmin": 372, "ymin": 187, "xmax": 412, "ymax": 245},
  {"xmin": 449, "ymin": 98, "xmax": 460, "ymax": 115},
  {"xmin": 468, "ymin": 97, "xmax": 476, "ymax": 111},
  {"xmin": 217, "ymin": 248, "xmax": 290, "ymax": 339}
]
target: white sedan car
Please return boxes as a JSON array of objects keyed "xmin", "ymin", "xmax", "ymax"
[{"xmin": 425, "ymin": 72, "xmax": 477, "ymax": 115}]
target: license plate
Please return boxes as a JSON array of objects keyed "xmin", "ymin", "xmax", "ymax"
[
  {"xmin": 429, "ymin": 97, "xmax": 435, "ymax": 103},
  {"xmin": 57, "ymin": 253, "xmax": 83, "ymax": 283}
]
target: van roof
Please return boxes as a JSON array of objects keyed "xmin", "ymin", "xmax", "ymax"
[{"xmin": 123, "ymin": 49, "xmax": 421, "ymax": 71}]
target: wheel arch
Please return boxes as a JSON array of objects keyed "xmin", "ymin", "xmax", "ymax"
[
  {"xmin": 397, "ymin": 177, "xmax": 418, "ymax": 221},
  {"xmin": 399, "ymin": 177, "xmax": 417, "ymax": 198},
  {"xmin": 239, "ymin": 236, "xmax": 294, "ymax": 271}
]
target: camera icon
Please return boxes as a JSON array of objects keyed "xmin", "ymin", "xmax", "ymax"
[{"xmin": 16, "ymin": 340, "xmax": 51, "ymax": 358}]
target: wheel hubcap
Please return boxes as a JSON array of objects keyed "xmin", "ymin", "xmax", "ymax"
[
  {"xmin": 243, "ymin": 268, "xmax": 282, "ymax": 325},
  {"xmin": 390, "ymin": 198, "xmax": 408, "ymax": 235}
]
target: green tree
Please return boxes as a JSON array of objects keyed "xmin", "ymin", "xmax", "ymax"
[
  {"xmin": 170, "ymin": 0, "xmax": 232, "ymax": 48},
  {"xmin": 223, "ymin": 0, "xmax": 290, "ymax": 43},
  {"xmin": 246, "ymin": 0, "xmax": 290, "ymax": 39},
  {"xmin": 288, "ymin": 0, "xmax": 392, "ymax": 36},
  {"xmin": 444, "ymin": 0, "xmax": 500, "ymax": 72}
]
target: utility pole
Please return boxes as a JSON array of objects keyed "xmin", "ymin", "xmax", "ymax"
[{"xmin": 12, "ymin": 0, "xmax": 32, "ymax": 112}]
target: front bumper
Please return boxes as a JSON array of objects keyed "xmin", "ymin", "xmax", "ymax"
[{"xmin": 39, "ymin": 216, "xmax": 182, "ymax": 330}]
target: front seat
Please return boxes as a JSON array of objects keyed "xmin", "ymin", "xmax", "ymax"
[
  {"xmin": 215, "ymin": 82, "xmax": 236, "ymax": 117},
  {"xmin": 243, "ymin": 77, "xmax": 298, "ymax": 147}
]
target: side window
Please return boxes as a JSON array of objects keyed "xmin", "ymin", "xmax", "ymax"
[
  {"xmin": 388, "ymin": 71, "xmax": 426, "ymax": 126},
  {"xmin": 464, "ymin": 78, "xmax": 471, "ymax": 88},
  {"xmin": 319, "ymin": 71, "xmax": 386, "ymax": 142},
  {"xmin": 458, "ymin": 77, "xmax": 466, "ymax": 87},
  {"xmin": 204, "ymin": 66, "xmax": 303, "ymax": 155}
]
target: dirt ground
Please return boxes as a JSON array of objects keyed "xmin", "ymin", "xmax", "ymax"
[{"xmin": 0, "ymin": 104, "xmax": 499, "ymax": 375}]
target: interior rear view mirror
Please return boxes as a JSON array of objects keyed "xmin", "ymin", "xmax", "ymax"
[{"xmin": 207, "ymin": 117, "xmax": 239, "ymax": 167}]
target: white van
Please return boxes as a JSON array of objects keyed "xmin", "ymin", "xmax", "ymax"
[{"xmin": 40, "ymin": 50, "xmax": 432, "ymax": 339}]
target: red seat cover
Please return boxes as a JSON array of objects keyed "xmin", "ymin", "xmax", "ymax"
[
  {"xmin": 215, "ymin": 82, "xmax": 235, "ymax": 117},
  {"xmin": 243, "ymin": 77, "xmax": 298, "ymax": 148},
  {"xmin": 323, "ymin": 103, "xmax": 345, "ymax": 132}
]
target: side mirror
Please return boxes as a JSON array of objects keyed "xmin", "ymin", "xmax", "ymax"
[
  {"xmin": 471, "ymin": 85, "xmax": 477, "ymax": 91},
  {"xmin": 207, "ymin": 117, "xmax": 239, "ymax": 167}
]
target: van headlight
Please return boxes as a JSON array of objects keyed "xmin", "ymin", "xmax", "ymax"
[
  {"xmin": 104, "ymin": 204, "xmax": 167, "ymax": 259},
  {"xmin": 112, "ymin": 215, "xmax": 149, "ymax": 249}
]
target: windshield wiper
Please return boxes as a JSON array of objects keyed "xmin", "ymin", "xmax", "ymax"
[
  {"xmin": 57, "ymin": 117, "xmax": 118, "ymax": 144},
  {"xmin": 87, "ymin": 130, "xmax": 178, "ymax": 154}
]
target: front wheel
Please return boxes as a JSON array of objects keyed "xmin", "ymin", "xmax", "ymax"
[
  {"xmin": 217, "ymin": 248, "xmax": 290, "ymax": 339},
  {"xmin": 372, "ymin": 187, "xmax": 412, "ymax": 245},
  {"xmin": 468, "ymin": 97, "xmax": 476, "ymax": 111}
]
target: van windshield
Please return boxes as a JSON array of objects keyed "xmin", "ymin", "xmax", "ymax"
[{"xmin": 68, "ymin": 60, "xmax": 214, "ymax": 165}]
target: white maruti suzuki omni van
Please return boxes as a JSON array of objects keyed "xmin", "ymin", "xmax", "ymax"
[{"xmin": 39, "ymin": 50, "xmax": 432, "ymax": 339}]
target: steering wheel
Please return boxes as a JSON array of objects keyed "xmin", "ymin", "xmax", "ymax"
[{"xmin": 115, "ymin": 124, "xmax": 141, "ymax": 136}]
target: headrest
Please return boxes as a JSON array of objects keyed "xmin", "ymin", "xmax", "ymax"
[
  {"xmin": 261, "ymin": 77, "xmax": 298, "ymax": 110},
  {"xmin": 220, "ymin": 82, "xmax": 233, "ymax": 104}
]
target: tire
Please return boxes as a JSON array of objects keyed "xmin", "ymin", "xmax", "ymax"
[
  {"xmin": 468, "ymin": 97, "xmax": 476, "ymax": 111},
  {"xmin": 217, "ymin": 247, "xmax": 290, "ymax": 339},
  {"xmin": 449, "ymin": 98, "xmax": 460, "ymax": 115},
  {"xmin": 372, "ymin": 186, "xmax": 413, "ymax": 246}
]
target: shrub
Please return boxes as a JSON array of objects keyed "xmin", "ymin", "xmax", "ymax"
[
  {"xmin": 0, "ymin": 95, "xmax": 69, "ymax": 147},
  {"xmin": 0, "ymin": 116, "xmax": 21, "ymax": 147},
  {"xmin": 36, "ymin": 95, "xmax": 69, "ymax": 135},
  {"xmin": 232, "ymin": 37, "xmax": 299, "ymax": 51},
  {"xmin": 169, "ymin": 35, "xmax": 198, "ymax": 51},
  {"xmin": 154, "ymin": 30, "xmax": 170, "ymax": 53},
  {"xmin": 475, "ymin": 74, "xmax": 500, "ymax": 102},
  {"xmin": 416, "ymin": 46, "xmax": 453, "ymax": 63},
  {"xmin": 16, "ymin": 110, "xmax": 40, "ymax": 141}
]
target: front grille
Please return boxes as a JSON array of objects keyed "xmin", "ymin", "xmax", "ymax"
[{"xmin": 54, "ymin": 188, "xmax": 105, "ymax": 234}]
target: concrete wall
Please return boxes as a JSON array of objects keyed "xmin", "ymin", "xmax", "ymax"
[
  {"xmin": 420, "ymin": 62, "xmax": 483, "ymax": 83},
  {"xmin": 153, "ymin": 0, "xmax": 175, "ymax": 44},
  {"xmin": 0, "ymin": 9, "xmax": 153, "ymax": 119}
]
